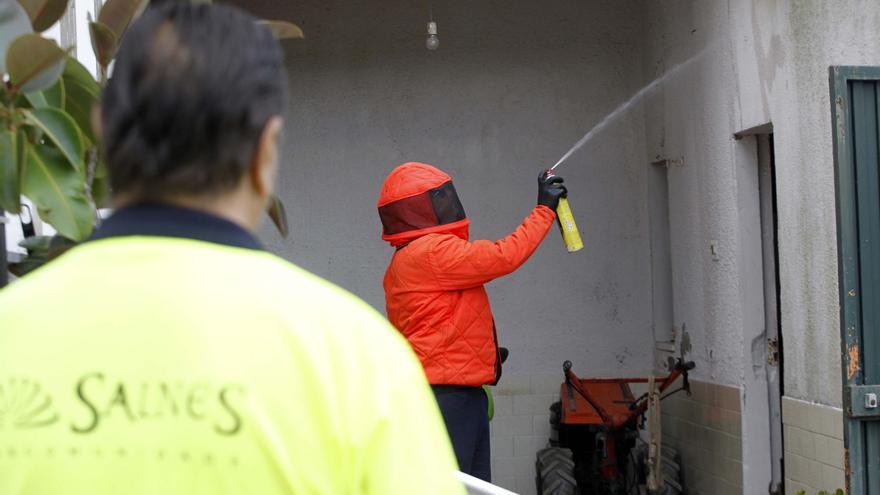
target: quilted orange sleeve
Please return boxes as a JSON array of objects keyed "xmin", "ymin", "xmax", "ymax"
[{"xmin": 427, "ymin": 205, "xmax": 557, "ymax": 290}]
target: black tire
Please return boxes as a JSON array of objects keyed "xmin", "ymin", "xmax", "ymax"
[
  {"xmin": 548, "ymin": 401, "xmax": 562, "ymax": 446},
  {"xmin": 630, "ymin": 442, "xmax": 684, "ymax": 495},
  {"xmin": 535, "ymin": 447, "xmax": 578, "ymax": 495}
]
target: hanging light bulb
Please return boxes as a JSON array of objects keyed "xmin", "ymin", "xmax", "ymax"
[{"xmin": 426, "ymin": 21, "xmax": 439, "ymax": 50}]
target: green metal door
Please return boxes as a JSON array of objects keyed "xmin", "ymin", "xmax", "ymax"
[{"xmin": 832, "ymin": 66, "xmax": 880, "ymax": 494}]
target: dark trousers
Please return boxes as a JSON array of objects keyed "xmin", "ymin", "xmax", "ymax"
[{"xmin": 432, "ymin": 385, "xmax": 491, "ymax": 482}]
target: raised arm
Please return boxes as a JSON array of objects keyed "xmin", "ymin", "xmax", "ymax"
[{"xmin": 427, "ymin": 205, "xmax": 556, "ymax": 290}]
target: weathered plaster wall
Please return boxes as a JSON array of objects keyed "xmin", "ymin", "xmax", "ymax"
[
  {"xmin": 643, "ymin": 0, "xmax": 880, "ymax": 409},
  {"xmin": 757, "ymin": 0, "xmax": 880, "ymax": 408},
  {"xmin": 642, "ymin": 1, "xmax": 880, "ymax": 492},
  {"xmin": 640, "ymin": 0, "xmax": 746, "ymax": 387},
  {"xmin": 235, "ymin": 0, "xmax": 654, "ymax": 382}
]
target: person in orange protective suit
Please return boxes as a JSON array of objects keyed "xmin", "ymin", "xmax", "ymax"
[{"xmin": 377, "ymin": 162, "xmax": 567, "ymax": 481}]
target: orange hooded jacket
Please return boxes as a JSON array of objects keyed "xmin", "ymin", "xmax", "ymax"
[{"xmin": 378, "ymin": 162, "xmax": 556, "ymax": 386}]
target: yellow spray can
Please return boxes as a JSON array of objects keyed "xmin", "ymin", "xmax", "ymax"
[
  {"xmin": 544, "ymin": 169, "xmax": 583, "ymax": 252},
  {"xmin": 556, "ymin": 197, "xmax": 583, "ymax": 252}
]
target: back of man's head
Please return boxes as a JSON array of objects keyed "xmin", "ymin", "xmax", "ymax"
[{"xmin": 101, "ymin": 2, "xmax": 287, "ymax": 202}]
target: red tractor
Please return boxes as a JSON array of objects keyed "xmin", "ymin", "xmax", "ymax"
[{"xmin": 535, "ymin": 358, "xmax": 695, "ymax": 495}]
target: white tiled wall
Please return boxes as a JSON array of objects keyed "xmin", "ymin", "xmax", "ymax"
[
  {"xmin": 489, "ymin": 372, "xmax": 561, "ymax": 495},
  {"xmin": 661, "ymin": 380, "xmax": 743, "ymax": 495},
  {"xmin": 782, "ymin": 397, "xmax": 845, "ymax": 495}
]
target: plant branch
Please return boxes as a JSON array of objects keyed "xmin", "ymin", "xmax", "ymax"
[{"xmin": 84, "ymin": 146, "xmax": 102, "ymax": 227}]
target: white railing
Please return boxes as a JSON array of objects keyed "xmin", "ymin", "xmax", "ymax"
[{"xmin": 456, "ymin": 471, "xmax": 519, "ymax": 495}]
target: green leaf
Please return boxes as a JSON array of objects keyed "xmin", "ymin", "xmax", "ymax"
[
  {"xmin": 62, "ymin": 58, "xmax": 99, "ymax": 144},
  {"xmin": 19, "ymin": 234, "xmax": 54, "ymax": 251},
  {"xmin": 259, "ymin": 20, "xmax": 305, "ymax": 40},
  {"xmin": 18, "ymin": 235, "xmax": 52, "ymax": 251},
  {"xmin": 23, "ymin": 90, "xmax": 47, "ymax": 108},
  {"xmin": 0, "ymin": 0, "xmax": 32, "ymax": 74},
  {"xmin": 89, "ymin": 20, "xmax": 117, "ymax": 69},
  {"xmin": 6, "ymin": 33, "xmax": 68, "ymax": 92},
  {"xmin": 43, "ymin": 75, "xmax": 64, "ymax": 106},
  {"xmin": 24, "ymin": 76, "xmax": 64, "ymax": 109},
  {"xmin": 62, "ymin": 55, "xmax": 99, "ymax": 92},
  {"xmin": 18, "ymin": 233, "xmax": 75, "ymax": 252},
  {"xmin": 0, "ymin": 129, "xmax": 23, "ymax": 212},
  {"xmin": 267, "ymin": 194, "xmax": 288, "ymax": 237},
  {"xmin": 97, "ymin": 0, "xmax": 142, "ymax": 41},
  {"xmin": 21, "ymin": 142, "xmax": 93, "ymax": 240},
  {"xmin": 17, "ymin": 0, "xmax": 68, "ymax": 32},
  {"xmin": 23, "ymin": 107, "xmax": 84, "ymax": 171}
]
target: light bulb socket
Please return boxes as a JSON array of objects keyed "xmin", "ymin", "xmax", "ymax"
[{"xmin": 427, "ymin": 21, "xmax": 438, "ymax": 35}]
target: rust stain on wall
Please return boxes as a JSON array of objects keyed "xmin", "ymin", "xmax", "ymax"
[{"xmin": 848, "ymin": 344, "xmax": 860, "ymax": 380}]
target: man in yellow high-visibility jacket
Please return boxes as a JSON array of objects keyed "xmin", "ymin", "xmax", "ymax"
[{"xmin": 0, "ymin": 3, "xmax": 462, "ymax": 494}]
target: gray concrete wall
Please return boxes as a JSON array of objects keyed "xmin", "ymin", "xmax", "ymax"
[{"xmin": 236, "ymin": 0, "xmax": 655, "ymax": 381}]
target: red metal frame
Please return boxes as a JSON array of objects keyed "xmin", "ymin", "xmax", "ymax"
[
  {"xmin": 560, "ymin": 361, "xmax": 692, "ymax": 430},
  {"xmin": 555, "ymin": 359, "xmax": 694, "ymax": 486}
]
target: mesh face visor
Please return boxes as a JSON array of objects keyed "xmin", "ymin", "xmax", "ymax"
[{"xmin": 379, "ymin": 181, "xmax": 466, "ymax": 236}]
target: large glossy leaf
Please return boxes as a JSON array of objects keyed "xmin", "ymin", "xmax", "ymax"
[
  {"xmin": 62, "ymin": 57, "xmax": 100, "ymax": 143},
  {"xmin": 62, "ymin": 55, "xmax": 99, "ymax": 92},
  {"xmin": 97, "ymin": 0, "xmax": 141, "ymax": 40},
  {"xmin": 24, "ymin": 89, "xmax": 47, "ymax": 108},
  {"xmin": 42, "ymin": 74, "xmax": 64, "ymax": 105},
  {"xmin": 259, "ymin": 20, "xmax": 305, "ymax": 40},
  {"xmin": 89, "ymin": 20, "xmax": 117, "ymax": 69},
  {"xmin": 17, "ymin": 0, "xmax": 68, "ymax": 32},
  {"xmin": 267, "ymin": 194, "xmax": 288, "ymax": 237},
  {"xmin": 63, "ymin": 79, "xmax": 96, "ymax": 143},
  {"xmin": 6, "ymin": 34, "xmax": 67, "ymax": 92},
  {"xmin": 23, "ymin": 107, "xmax": 84, "ymax": 171},
  {"xmin": 0, "ymin": 129, "xmax": 22, "ymax": 212},
  {"xmin": 19, "ymin": 234, "xmax": 53, "ymax": 251},
  {"xmin": 0, "ymin": 0, "xmax": 32, "ymax": 74},
  {"xmin": 24, "ymin": 76, "xmax": 64, "ymax": 108},
  {"xmin": 21, "ymin": 142, "xmax": 93, "ymax": 240}
]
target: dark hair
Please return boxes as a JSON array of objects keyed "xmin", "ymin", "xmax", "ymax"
[{"xmin": 101, "ymin": 2, "xmax": 287, "ymax": 199}]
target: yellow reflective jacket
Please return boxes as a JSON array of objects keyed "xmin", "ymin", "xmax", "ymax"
[{"xmin": 0, "ymin": 206, "xmax": 463, "ymax": 495}]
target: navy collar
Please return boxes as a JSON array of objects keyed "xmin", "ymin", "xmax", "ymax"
[{"xmin": 90, "ymin": 203, "xmax": 263, "ymax": 251}]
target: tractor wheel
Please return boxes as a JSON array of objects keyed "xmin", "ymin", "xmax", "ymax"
[
  {"xmin": 535, "ymin": 447, "xmax": 578, "ymax": 495},
  {"xmin": 660, "ymin": 446, "xmax": 683, "ymax": 494},
  {"xmin": 548, "ymin": 401, "xmax": 562, "ymax": 446}
]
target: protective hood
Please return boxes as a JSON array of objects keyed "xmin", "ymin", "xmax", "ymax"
[{"xmin": 377, "ymin": 162, "xmax": 469, "ymax": 247}]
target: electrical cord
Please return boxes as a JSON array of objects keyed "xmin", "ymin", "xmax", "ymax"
[{"xmin": 660, "ymin": 387, "xmax": 686, "ymax": 401}]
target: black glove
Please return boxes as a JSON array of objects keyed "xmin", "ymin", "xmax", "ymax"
[{"xmin": 537, "ymin": 171, "xmax": 567, "ymax": 210}]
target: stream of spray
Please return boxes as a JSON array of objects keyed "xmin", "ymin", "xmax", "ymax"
[{"xmin": 549, "ymin": 46, "xmax": 713, "ymax": 172}]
